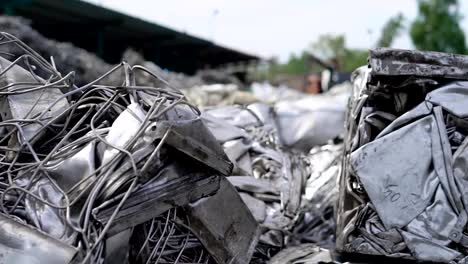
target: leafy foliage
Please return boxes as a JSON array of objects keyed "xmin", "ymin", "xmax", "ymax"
[
  {"xmin": 276, "ymin": 34, "xmax": 368, "ymax": 75},
  {"xmin": 377, "ymin": 13, "xmax": 405, "ymax": 47},
  {"xmin": 410, "ymin": 0, "xmax": 467, "ymax": 53},
  {"xmin": 310, "ymin": 34, "xmax": 347, "ymax": 63},
  {"xmin": 268, "ymin": 0, "xmax": 467, "ymax": 78},
  {"xmin": 309, "ymin": 34, "xmax": 368, "ymax": 72},
  {"xmin": 280, "ymin": 52, "xmax": 309, "ymax": 75},
  {"xmin": 342, "ymin": 49, "xmax": 369, "ymax": 72}
]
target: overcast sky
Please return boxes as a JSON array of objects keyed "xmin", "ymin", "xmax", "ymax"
[{"xmin": 85, "ymin": 0, "xmax": 468, "ymax": 61}]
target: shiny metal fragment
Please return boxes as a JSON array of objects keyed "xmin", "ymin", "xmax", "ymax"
[
  {"xmin": 0, "ymin": 213, "xmax": 77, "ymax": 264},
  {"xmin": 93, "ymin": 157, "xmax": 221, "ymax": 235},
  {"xmin": 0, "ymin": 56, "xmax": 69, "ymax": 145},
  {"xmin": 268, "ymin": 244, "xmax": 334, "ymax": 264},
  {"xmin": 184, "ymin": 177, "xmax": 260, "ymax": 264}
]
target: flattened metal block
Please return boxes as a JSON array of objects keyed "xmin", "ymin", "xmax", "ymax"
[
  {"xmin": 93, "ymin": 156, "xmax": 220, "ymax": 236},
  {"xmin": 156, "ymin": 117, "xmax": 233, "ymax": 176},
  {"xmin": 239, "ymin": 192, "xmax": 266, "ymax": 223},
  {"xmin": 184, "ymin": 176, "xmax": 260, "ymax": 264}
]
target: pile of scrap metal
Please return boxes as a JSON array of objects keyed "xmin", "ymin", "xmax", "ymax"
[
  {"xmin": 250, "ymin": 82, "xmax": 305, "ymax": 103},
  {"xmin": 0, "ymin": 16, "xmax": 351, "ymax": 264},
  {"xmin": 193, "ymin": 71, "xmax": 350, "ymax": 263},
  {"xmin": 292, "ymin": 142, "xmax": 342, "ymax": 249},
  {"xmin": 0, "ymin": 16, "xmax": 238, "ymax": 90},
  {"xmin": 196, "ymin": 81, "xmax": 350, "ymax": 151},
  {"xmin": 183, "ymin": 83, "xmax": 258, "ymax": 109},
  {"xmin": 122, "ymin": 49, "xmax": 206, "ymax": 90},
  {"xmin": 273, "ymin": 82, "xmax": 349, "ymax": 151},
  {"xmin": 0, "ymin": 32, "xmax": 262, "ymax": 264},
  {"xmin": 337, "ymin": 48, "xmax": 468, "ymax": 263},
  {"xmin": 202, "ymin": 102, "xmax": 343, "ymax": 261},
  {"xmin": 123, "ymin": 49, "xmax": 244, "ymax": 89},
  {"xmin": 184, "ymin": 81, "xmax": 351, "ymax": 144},
  {"xmin": 0, "ymin": 16, "xmax": 116, "ymax": 87}
]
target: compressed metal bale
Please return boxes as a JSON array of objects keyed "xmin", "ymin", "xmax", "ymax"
[{"xmin": 337, "ymin": 48, "xmax": 468, "ymax": 263}]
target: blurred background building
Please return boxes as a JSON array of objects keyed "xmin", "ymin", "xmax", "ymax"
[{"xmin": 0, "ymin": 0, "xmax": 259, "ymax": 77}]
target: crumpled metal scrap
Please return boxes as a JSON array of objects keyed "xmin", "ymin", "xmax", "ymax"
[
  {"xmin": 202, "ymin": 102, "xmax": 343, "ymax": 262},
  {"xmin": 290, "ymin": 142, "xmax": 342, "ymax": 249},
  {"xmin": 203, "ymin": 104, "xmax": 304, "ymax": 249},
  {"xmin": 337, "ymin": 48, "xmax": 468, "ymax": 263},
  {"xmin": 202, "ymin": 83, "xmax": 349, "ymax": 154},
  {"xmin": 122, "ymin": 49, "xmax": 205, "ymax": 90},
  {"xmin": 203, "ymin": 105, "xmax": 296, "ymax": 225},
  {"xmin": 268, "ymin": 243, "xmax": 335, "ymax": 264},
  {"xmin": 0, "ymin": 32, "xmax": 261, "ymax": 264},
  {"xmin": 0, "ymin": 17, "xmax": 349, "ymax": 263},
  {"xmin": 274, "ymin": 82, "xmax": 349, "ymax": 151},
  {"xmin": 0, "ymin": 17, "xmax": 348, "ymax": 263},
  {"xmin": 250, "ymin": 82, "xmax": 304, "ymax": 103}
]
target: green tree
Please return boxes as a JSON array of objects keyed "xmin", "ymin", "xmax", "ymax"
[
  {"xmin": 268, "ymin": 34, "xmax": 369, "ymax": 77},
  {"xmin": 309, "ymin": 34, "xmax": 367, "ymax": 72},
  {"xmin": 343, "ymin": 49, "xmax": 369, "ymax": 72},
  {"xmin": 280, "ymin": 52, "xmax": 308, "ymax": 75},
  {"xmin": 310, "ymin": 34, "xmax": 347, "ymax": 65},
  {"xmin": 410, "ymin": 0, "xmax": 467, "ymax": 54},
  {"xmin": 377, "ymin": 13, "xmax": 405, "ymax": 47}
]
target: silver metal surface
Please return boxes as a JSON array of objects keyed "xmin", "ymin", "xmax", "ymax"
[
  {"xmin": 0, "ymin": 213, "xmax": 77, "ymax": 264},
  {"xmin": 338, "ymin": 48, "xmax": 468, "ymax": 263}
]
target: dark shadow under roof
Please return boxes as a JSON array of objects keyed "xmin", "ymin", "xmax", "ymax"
[{"xmin": 1, "ymin": 0, "xmax": 259, "ymax": 74}]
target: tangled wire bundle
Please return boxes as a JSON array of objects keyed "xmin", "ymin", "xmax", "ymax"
[{"xmin": 0, "ymin": 32, "xmax": 216, "ymax": 264}]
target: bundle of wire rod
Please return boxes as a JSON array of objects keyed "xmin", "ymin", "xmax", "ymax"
[{"xmin": 129, "ymin": 208, "xmax": 213, "ymax": 264}]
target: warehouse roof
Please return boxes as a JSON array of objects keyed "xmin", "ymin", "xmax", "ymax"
[{"xmin": 1, "ymin": 0, "xmax": 259, "ymax": 74}]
